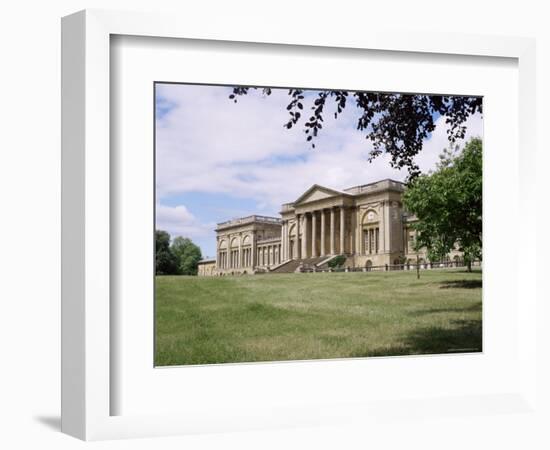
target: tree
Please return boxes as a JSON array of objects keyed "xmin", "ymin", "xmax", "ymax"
[
  {"xmin": 155, "ymin": 231, "xmax": 203, "ymax": 275},
  {"xmin": 403, "ymin": 138, "xmax": 482, "ymax": 271},
  {"xmin": 229, "ymin": 87, "xmax": 482, "ymax": 178},
  {"xmin": 171, "ymin": 236, "xmax": 202, "ymax": 275},
  {"xmin": 155, "ymin": 230, "xmax": 179, "ymax": 275}
]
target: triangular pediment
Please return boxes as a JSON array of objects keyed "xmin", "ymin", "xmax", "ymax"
[{"xmin": 294, "ymin": 184, "xmax": 345, "ymax": 205}]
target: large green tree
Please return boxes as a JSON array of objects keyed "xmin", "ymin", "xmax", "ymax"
[
  {"xmin": 155, "ymin": 231, "xmax": 203, "ymax": 275},
  {"xmin": 155, "ymin": 230, "xmax": 179, "ymax": 275},
  {"xmin": 403, "ymin": 138, "xmax": 482, "ymax": 271},
  {"xmin": 229, "ymin": 88, "xmax": 482, "ymax": 178},
  {"xmin": 171, "ymin": 236, "xmax": 202, "ymax": 276}
]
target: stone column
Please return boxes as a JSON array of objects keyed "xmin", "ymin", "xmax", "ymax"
[
  {"xmin": 286, "ymin": 222, "xmax": 289, "ymax": 260},
  {"xmin": 330, "ymin": 208, "xmax": 335, "ymax": 254},
  {"xmin": 358, "ymin": 210, "xmax": 363, "ymax": 255},
  {"xmin": 296, "ymin": 214, "xmax": 301, "ymax": 259},
  {"xmin": 311, "ymin": 211, "xmax": 317, "ymax": 257},
  {"xmin": 281, "ymin": 221, "xmax": 286, "ymax": 261},
  {"xmin": 238, "ymin": 236, "xmax": 243, "ymax": 268},
  {"xmin": 340, "ymin": 207, "xmax": 345, "ymax": 254},
  {"xmin": 382, "ymin": 201, "xmax": 389, "ymax": 252},
  {"xmin": 320, "ymin": 209, "xmax": 326, "ymax": 256},
  {"xmin": 251, "ymin": 232, "xmax": 257, "ymax": 268},
  {"xmin": 349, "ymin": 209, "xmax": 357, "ymax": 254},
  {"xmin": 302, "ymin": 214, "xmax": 308, "ymax": 259},
  {"xmin": 284, "ymin": 221, "xmax": 288, "ymax": 261}
]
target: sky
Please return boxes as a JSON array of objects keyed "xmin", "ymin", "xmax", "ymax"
[{"xmin": 155, "ymin": 83, "xmax": 483, "ymax": 258}]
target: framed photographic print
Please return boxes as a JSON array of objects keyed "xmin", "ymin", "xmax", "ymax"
[
  {"xmin": 62, "ymin": 9, "xmax": 538, "ymax": 441},
  {"xmin": 153, "ymin": 81, "xmax": 483, "ymax": 367}
]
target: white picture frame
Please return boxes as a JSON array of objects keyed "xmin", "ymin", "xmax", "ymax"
[{"xmin": 61, "ymin": 9, "xmax": 538, "ymax": 441}]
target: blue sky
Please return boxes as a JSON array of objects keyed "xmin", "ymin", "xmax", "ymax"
[{"xmin": 155, "ymin": 83, "xmax": 483, "ymax": 258}]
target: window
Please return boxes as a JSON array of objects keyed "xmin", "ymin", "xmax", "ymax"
[{"xmin": 369, "ymin": 229, "xmax": 374, "ymax": 254}]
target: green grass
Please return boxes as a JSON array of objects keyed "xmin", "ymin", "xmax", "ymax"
[{"xmin": 155, "ymin": 269, "xmax": 482, "ymax": 366}]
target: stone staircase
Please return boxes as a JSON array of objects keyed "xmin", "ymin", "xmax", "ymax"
[
  {"xmin": 269, "ymin": 256, "xmax": 333, "ymax": 274},
  {"xmin": 268, "ymin": 259, "xmax": 302, "ymax": 274}
]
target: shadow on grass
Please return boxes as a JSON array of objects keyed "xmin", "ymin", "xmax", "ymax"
[
  {"xmin": 409, "ymin": 301, "xmax": 482, "ymax": 317},
  {"xmin": 359, "ymin": 319, "xmax": 482, "ymax": 357},
  {"xmin": 439, "ymin": 279, "xmax": 482, "ymax": 289}
]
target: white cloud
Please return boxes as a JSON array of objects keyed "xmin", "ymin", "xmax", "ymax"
[
  {"xmin": 414, "ymin": 113, "xmax": 483, "ymax": 174},
  {"xmin": 156, "ymin": 204, "xmax": 215, "ymax": 239},
  {"xmin": 156, "ymin": 84, "xmax": 483, "ymax": 214}
]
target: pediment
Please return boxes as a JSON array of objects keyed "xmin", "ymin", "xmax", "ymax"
[{"xmin": 294, "ymin": 184, "xmax": 345, "ymax": 205}]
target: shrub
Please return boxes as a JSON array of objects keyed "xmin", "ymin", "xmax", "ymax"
[{"xmin": 328, "ymin": 255, "xmax": 347, "ymax": 269}]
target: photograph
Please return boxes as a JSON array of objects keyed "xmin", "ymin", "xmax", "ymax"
[{"xmin": 154, "ymin": 82, "xmax": 483, "ymax": 366}]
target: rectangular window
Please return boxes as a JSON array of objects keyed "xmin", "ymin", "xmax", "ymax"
[
  {"xmin": 409, "ymin": 233, "xmax": 415, "ymax": 252},
  {"xmin": 369, "ymin": 229, "xmax": 374, "ymax": 254}
]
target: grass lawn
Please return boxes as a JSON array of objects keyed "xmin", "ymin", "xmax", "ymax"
[{"xmin": 155, "ymin": 269, "xmax": 482, "ymax": 366}]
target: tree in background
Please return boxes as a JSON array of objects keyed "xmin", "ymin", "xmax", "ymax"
[
  {"xmin": 171, "ymin": 236, "xmax": 202, "ymax": 275},
  {"xmin": 155, "ymin": 230, "xmax": 180, "ymax": 275},
  {"xmin": 155, "ymin": 231, "xmax": 203, "ymax": 275},
  {"xmin": 229, "ymin": 88, "xmax": 482, "ymax": 178},
  {"xmin": 403, "ymin": 138, "xmax": 482, "ymax": 271}
]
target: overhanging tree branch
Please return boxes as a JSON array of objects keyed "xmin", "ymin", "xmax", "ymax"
[{"xmin": 229, "ymin": 87, "xmax": 482, "ymax": 179}]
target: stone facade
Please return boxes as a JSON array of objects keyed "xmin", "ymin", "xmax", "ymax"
[
  {"xmin": 215, "ymin": 215, "xmax": 283, "ymax": 275},
  {"xmin": 197, "ymin": 258, "xmax": 216, "ymax": 276},
  {"xmin": 199, "ymin": 178, "xmax": 463, "ymax": 275}
]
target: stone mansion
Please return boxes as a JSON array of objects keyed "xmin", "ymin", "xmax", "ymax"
[{"xmin": 197, "ymin": 179, "xmax": 462, "ymax": 276}]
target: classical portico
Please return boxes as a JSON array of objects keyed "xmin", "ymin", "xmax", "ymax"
[{"xmin": 281, "ymin": 185, "xmax": 359, "ymax": 260}]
